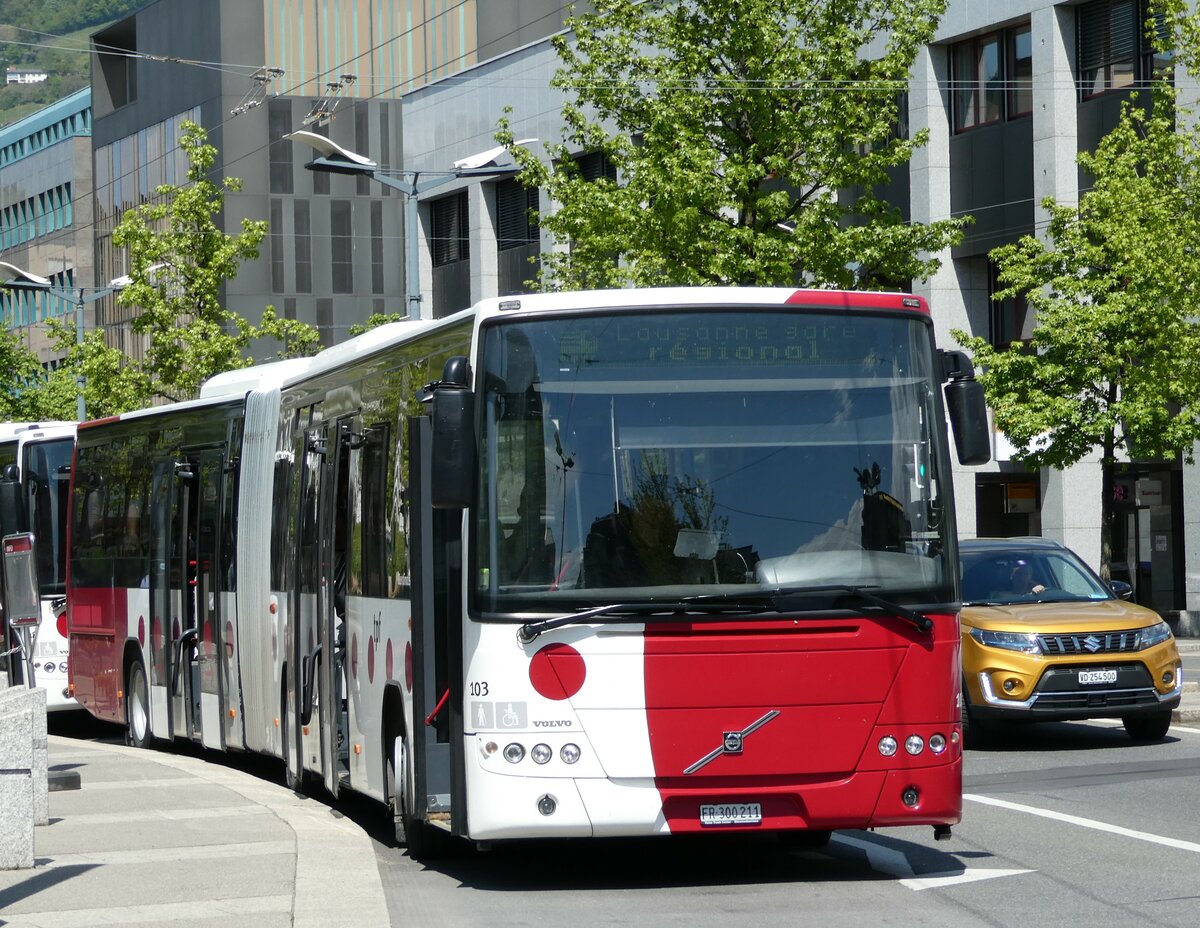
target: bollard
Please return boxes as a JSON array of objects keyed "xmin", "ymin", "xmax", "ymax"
[
  {"xmin": 0, "ymin": 693, "xmax": 36, "ymax": 869},
  {"xmin": 30, "ymin": 686, "xmax": 48, "ymax": 825}
]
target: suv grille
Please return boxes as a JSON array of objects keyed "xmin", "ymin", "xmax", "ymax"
[{"xmin": 1037, "ymin": 631, "xmax": 1141, "ymax": 655}]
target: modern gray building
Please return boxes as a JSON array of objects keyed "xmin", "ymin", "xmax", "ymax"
[
  {"xmin": 6, "ymin": 1, "xmax": 1196, "ymax": 629},
  {"xmin": 0, "ymin": 88, "xmax": 95, "ymax": 366},
  {"xmin": 401, "ymin": 0, "xmax": 1197, "ymax": 627}
]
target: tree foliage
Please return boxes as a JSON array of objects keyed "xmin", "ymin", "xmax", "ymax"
[
  {"xmin": 108, "ymin": 120, "xmax": 319, "ymax": 407},
  {"xmin": 954, "ymin": 75, "xmax": 1200, "ymax": 575},
  {"xmin": 0, "ymin": 320, "xmax": 44, "ymax": 420},
  {"xmin": 497, "ymin": 0, "xmax": 965, "ymax": 291}
]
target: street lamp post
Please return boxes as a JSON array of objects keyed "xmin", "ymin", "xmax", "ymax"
[
  {"xmin": 0, "ymin": 261, "xmax": 127, "ymax": 421},
  {"xmin": 285, "ymin": 131, "xmax": 530, "ymax": 319}
]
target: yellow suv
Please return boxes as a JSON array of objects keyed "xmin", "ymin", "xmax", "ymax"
[{"xmin": 959, "ymin": 537, "xmax": 1182, "ymax": 746}]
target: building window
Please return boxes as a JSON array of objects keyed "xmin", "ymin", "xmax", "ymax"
[
  {"xmin": 295, "ymin": 200, "xmax": 311, "ymax": 294},
  {"xmin": 574, "ymin": 150, "xmax": 617, "ymax": 183},
  {"xmin": 431, "ymin": 192, "xmax": 469, "ymax": 267},
  {"xmin": 952, "ymin": 25, "xmax": 1031, "ymax": 132},
  {"xmin": 270, "ymin": 198, "xmax": 285, "ymax": 292},
  {"xmin": 355, "ymin": 107, "xmax": 371, "ymax": 197},
  {"xmin": 316, "ymin": 298, "xmax": 333, "ymax": 346},
  {"xmin": 268, "ymin": 101, "xmax": 293, "ymax": 194},
  {"xmin": 370, "ymin": 201, "xmax": 384, "ymax": 294},
  {"xmin": 496, "ymin": 179, "xmax": 539, "ymax": 251},
  {"xmin": 331, "ymin": 200, "xmax": 353, "ymax": 294},
  {"xmin": 989, "ymin": 260, "xmax": 1032, "ymax": 349},
  {"xmin": 1078, "ymin": 0, "xmax": 1171, "ymax": 99},
  {"xmin": 306, "ymin": 119, "xmax": 330, "ymax": 195},
  {"xmin": 96, "ymin": 20, "xmax": 137, "ymax": 110}
]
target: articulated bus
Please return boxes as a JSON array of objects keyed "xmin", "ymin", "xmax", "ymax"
[
  {"xmin": 67, "ymin": 288, "xmax": 990, "ymax": 856},
  {"xmin": 1, "ymin": 421, "xmax": 78, "ymax": 710}
]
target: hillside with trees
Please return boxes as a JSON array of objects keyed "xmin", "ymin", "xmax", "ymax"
[{"xmin": 0, "ymin": 0, "xmax": 145, "ymax": 127}]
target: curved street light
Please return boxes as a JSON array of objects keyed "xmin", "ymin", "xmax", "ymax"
[
  {"xmin": 285, "ymin": 132, "xmax": 535, "ymax": 319},
  {"xmin": 1, "ymin": 261, "xmax": 132, "ymax": 421}
]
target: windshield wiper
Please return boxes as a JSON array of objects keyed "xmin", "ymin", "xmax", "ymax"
[
  {"xmin": 517, "ymin": 584, "xmax": 935, "ymax": 644},
  {"xmin": 516, "ymin": 600, "xmax": 763, "ymax": 645},
  {"xmin": 685, "ymin": 584, "xmax": 934, "ymax": 634}
]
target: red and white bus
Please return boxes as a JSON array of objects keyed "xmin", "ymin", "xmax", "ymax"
[
  {"xmin": 1, "ymin": 421, "xmax": 78, "ymax": 711},
  {"xmin": 67, "ymin": 287, "xmax": 989, "ymax": 855}
]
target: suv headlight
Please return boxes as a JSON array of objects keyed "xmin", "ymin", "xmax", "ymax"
[
  {"xmin": 969, "ymin": 627, "xmax": 1042, "ymax": 653},
  {"xmin": 1138, "ymin": 621, "xmax": 1173, "ymax": 649}
]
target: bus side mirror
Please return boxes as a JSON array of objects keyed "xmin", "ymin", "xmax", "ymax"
[
  {"xmin": 940, "ymin": 350, "xmax": 991, "ymax": 466},
  {"xmin": 0, "ymin": 475, "xmax": 27, "ymax": 538},
  {"xmin": 430, "ymin": 356, "xmax": 476, "ymax": 509}
]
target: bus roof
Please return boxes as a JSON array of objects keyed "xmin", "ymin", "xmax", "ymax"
[
  {"xmin": 284, "ymin": 287, "xmax": 927, "ymax": 386},
  {"xmin": 199, "ymin": 356, "xmax": 316, "ymax": 399},
  {"xmin": 0, "ymin": 422, "xmax": 76, "ymax": 445}
]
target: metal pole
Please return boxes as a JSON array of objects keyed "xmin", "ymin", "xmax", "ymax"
[
  {"xmin": 405, "ymin": 187, "xmax": 422, "ymax": 319},
  {"xmin": 75, "ymin": 288, "xmax": 85, "ymax": 421}
]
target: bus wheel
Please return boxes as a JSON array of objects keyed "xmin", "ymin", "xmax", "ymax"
[
  {"xmin": 389, "ymin": 734, "xmax": 447, "ymax": 858},
  {"xmin": 126, "ymin": 660, "xmax": 151, "ymax": 749}
]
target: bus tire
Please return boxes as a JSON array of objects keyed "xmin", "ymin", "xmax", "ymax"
[
  {"xmin": 388, "ymin": 734, "xmax": 448, "ymax": 859},
  {"xmin": 126, "ymin": 659, "xmax": 152, "ymax": 749}
]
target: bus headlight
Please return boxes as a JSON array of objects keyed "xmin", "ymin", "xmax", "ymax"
[
  {"xmin": 503, "ymin": 743, "xmax": 525, "ymax": 764},
  {"xmin": 530, "ymin": 743, "xmax": 552, "ymax": 765}
]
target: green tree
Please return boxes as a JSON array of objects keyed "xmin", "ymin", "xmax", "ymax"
[
  {"xmin": 954, "ymin": 81, "xmax": 1200, "ymax": 578},
  {"xmin": 497, "ymin": 0, "xmax": 965, "ymax": 291},
  {"xmin": 108, "ymin": 120, "xmax": 318, "ymax": 406},
  {"xmin": 0, "ymin": 316, "xmax": 45, "ymax": 420},
  {"xmin": 348, "ymin": 312, "xmax": 404, "ymax": 337}
]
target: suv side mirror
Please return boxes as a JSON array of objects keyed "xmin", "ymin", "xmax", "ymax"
[{"xmin": 1109, "ymin": 580, "xmax": 1133, "ymax": 601}]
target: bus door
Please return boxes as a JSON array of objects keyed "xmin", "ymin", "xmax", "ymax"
[
  {"xmin": 148, "ymin": 449, "xmax": 224, "ymax": 744},
  {"xmin": 317, "ymin": 417, "xmax": 356, "ymax": 797},
  {"xmin": 408, "ymin": 416, "xmax": 465, "ymax": 837},
  {"xmin": 192, "ymin": 450, "xmax": 229, "ymax": 751},
  {"xmin": 292, "ymin": 418, "xmax": 328, "ymax": 787}
]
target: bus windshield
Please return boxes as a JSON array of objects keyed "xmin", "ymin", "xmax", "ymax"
[
  {"xmin": 26, "ymin": 437, "xmax": 74, "ymax": 594},
  {"xmin": 473, "ymin": 308, "xmax": 953, "ymax": 616}
]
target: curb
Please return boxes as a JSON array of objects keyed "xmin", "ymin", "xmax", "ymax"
[{"xmin": 46, "ymin": 736, "xmax": 391, "ymax": 928}]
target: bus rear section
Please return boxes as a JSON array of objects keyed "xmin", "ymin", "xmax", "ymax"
[
  {"xmin": 418, "ymin": 289, "xmax": 989, "ymax": 846},
  {"xmin": 0, "ymin": 423, "xmax": 77, "ymax": 711},
  {"xmin": 66, "ymin": 399, "xmax": 247, "ymax": 751}
]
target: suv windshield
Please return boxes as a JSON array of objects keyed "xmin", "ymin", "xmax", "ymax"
[
  {"xmin": 473, "ymin": 308, "xmax": 955, "ymax": 616},
  {"xmin": 960, "ymin": 546, "xmax": 1114, "ymax": 605}
]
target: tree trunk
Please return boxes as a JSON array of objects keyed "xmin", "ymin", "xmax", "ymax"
[{"xmin": 1099, "ymin": 428, "xmax": 1116, "ymax": 583}]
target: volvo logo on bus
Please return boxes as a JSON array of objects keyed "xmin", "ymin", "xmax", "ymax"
[{"xmin": 684, "ymin": 710, "xmax": 781, "ymax": 775}]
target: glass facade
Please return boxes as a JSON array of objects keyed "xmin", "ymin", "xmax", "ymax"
[{"xmin": 263, "ymin": 0, "xmax": 478, "ymax": 98}]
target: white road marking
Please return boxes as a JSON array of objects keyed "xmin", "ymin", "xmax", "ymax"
[
  {"xmin": 965, "ymin": 794, "xmax": 1200, "ymax": 854},
  {"xmin": 833, "ymin": 834, "xmax": 1033, "ymax": 890}
]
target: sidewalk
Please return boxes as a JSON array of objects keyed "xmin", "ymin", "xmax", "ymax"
[{"xmin": 0, "ymin": 736, "xmax": 390, "ymax": 928}]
